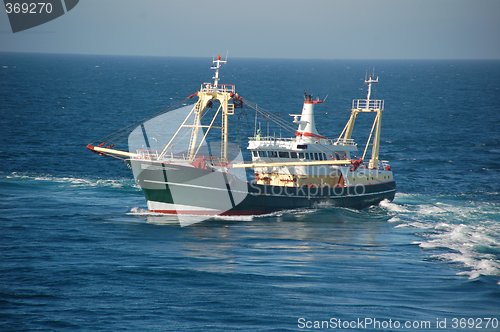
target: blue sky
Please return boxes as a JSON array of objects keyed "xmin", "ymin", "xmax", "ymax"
[{"xmin": 1, "ymin": 0, "xmax": 499, "ymax": 59}]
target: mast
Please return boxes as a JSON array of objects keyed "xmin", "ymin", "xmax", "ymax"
[
  {"xmin": 339, "ymin": 73, "xmax": 384, "ymax": 169},
  {"xmin": 211, "ymin": 54, "xmax": 226, "ymax": 88},
  {"xmin": 159, "ymin": 55, "xmax": 235, "ymax": 162},
  {"xmin": 364, "ymin": 74, "xmax": 383, "ymax": 169}
]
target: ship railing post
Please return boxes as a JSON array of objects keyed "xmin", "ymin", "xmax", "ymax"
[
  {"xmin": 187, "ymin": 96, "xmax": 213, "ymax": 161},
  {"xmin": 221, "ymin": 93, "xmax": 229, "ymax": 162}
]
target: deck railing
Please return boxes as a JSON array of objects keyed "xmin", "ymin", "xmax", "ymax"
[
  {"xmin": 135, "ymin": 149, "xmax": 160, "ymax": 160},
  {"xmin": 248, "ymin": 136, "xmax": 358, "ymax": 147},
  {"xmin": 248, "ymin": 136, "xmax": 295, "ymax": 142},
  {"xmin": 352, "ymin": 99, "xmax": 384, "ymax": 110},
  {"xmin": 333, "ymin": 138, "xmax": 357, "ymax": 146},
  {"xmin": 200, "ymin": 83, "xmax": 235, "ymax": 93},
  {"xmin": 134, "ymin": 149, "xmax": 231, "ymax": 166}
]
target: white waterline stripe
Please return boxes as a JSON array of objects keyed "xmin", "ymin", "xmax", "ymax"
[
  {"xmin": 143, "ymin": 179, "xmax": 249, "ymax": 194},
  {"xmin": 256, "ymin": 188, "xmax": 396, "ymax": 199},
  {"xmin": 142, "ymin": 180, "xmax": 395, "ymax": 199},
  {"xmin": 147, "ymin": 201, "xmax": 219, "ymax": 211}
]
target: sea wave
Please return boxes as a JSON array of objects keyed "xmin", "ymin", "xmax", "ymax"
[
  {"xmin": 380, "ymin": 194, "xmax": 500, "ymax": 280},
  {"xmin": 4, "ymin": 172, "xmax": 138, "ymax": 189},
  {"xmin": 418, "ymin": 222, "xmax": 500, "ymax": 279},
  {"xmin": 379, "ymin": 199, "xmax": 411, "ymax": 213},
  {"xmin": 128, "ymin": 206, "xmax": 317, "ymax": 223},
  {"xmin": 127, "ymin": 208, "xmax": 180, "ymax": 225}
]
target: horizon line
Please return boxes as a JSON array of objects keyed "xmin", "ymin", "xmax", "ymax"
[{"xmin": 1, "ymin": 50, "xmax": 500, "ymax": 61}]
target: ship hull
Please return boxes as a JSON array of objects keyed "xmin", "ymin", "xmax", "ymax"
[{"xmin": 132, "ymin": 161, "xmax": 396, "ymax": 216}]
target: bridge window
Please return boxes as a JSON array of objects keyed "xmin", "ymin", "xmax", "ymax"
[
  {"xmin": 252, "ymin": 151, "xmax": 257, "ymax": 157},
  {"xmin": 298, "ymin": 152, "xmax": 305, "ymax": 159},
  {"xmin": 278, "ymin": 151, "xmax": 289, "ymax": 158},
  {"xmin": 314, "ymin": 153, "xmax": 319, "ymax": 160},
  {"xmin": 290, "ymin": 152, "xmax": 298, "ymax": 159},
  {"xmin": 258, "ymin": 151, "xmax": 267, "ymax": 157},
  {"xmin": 269, "ymin": 151, "xmax": 278, "ymax": 158}
]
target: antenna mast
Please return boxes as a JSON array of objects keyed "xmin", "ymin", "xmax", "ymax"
[
  {"xmin": 365, "ymin": 72, "xmax": 378, "ymax": 101},
  {"xmin": 338, "ymin": 72, "xmax": 384, "ymax": 169},
  {"xmin": 211, "ymin": 54, "xmax": 226, "ymax": 88}
]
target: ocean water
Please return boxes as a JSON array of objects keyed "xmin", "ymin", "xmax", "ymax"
[{"xmin": 0, "ymin": 54, "xmax": 499, "ymax": 331}]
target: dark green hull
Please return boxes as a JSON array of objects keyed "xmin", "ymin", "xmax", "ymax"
[{"xmin": 131, "ymin": 160, "xmax": 396, "ymax": 215}]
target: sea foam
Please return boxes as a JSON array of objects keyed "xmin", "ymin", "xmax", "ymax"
[
  {"xmin": 5, "ymin": 172, "xmax": 137, "ymax": 189},
  {"xmin": 380, "ymin": 193, "xmax": 500, "ymax": 280}
]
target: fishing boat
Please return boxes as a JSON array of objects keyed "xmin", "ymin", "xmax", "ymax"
[{"xmin": 87, "ymin": 56, "xmax": 396, "ymax": 219}]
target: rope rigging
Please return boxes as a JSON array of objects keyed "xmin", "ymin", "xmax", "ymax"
[
  {"xmin": 240, "ymin": 98, "xmax": 297, "ymax": 134},
  {"xmin": 88, "ymin": 92, "xmax": 337, "ymax": 161},
  {"xmin": 239, "ymin": 98, "xmax": 350, "ymax": 159},
  {"xmin": 89, "ymin": 98, "xmax": 193, "ymax": 148}
]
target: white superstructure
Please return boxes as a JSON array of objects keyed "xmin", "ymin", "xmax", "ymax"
[{"xmin": 245, "ymin": 79, "xmax": 392, "ymax": 188}]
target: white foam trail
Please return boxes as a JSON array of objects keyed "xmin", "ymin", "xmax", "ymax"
[
  {"xmin": 380, "ymin": 192, "xmax": 500, "ymax": 280},
  {"xmin": 212, "ymin": 215, "xmax": 255, "ymax": 221},
  {"xmin": 415, "ymin": 204, "xmax": 447, "ymax": 216},
  {"xmin": 127, "ymin": 207, "xmax": 165, "ymax": 216},
  {"xmin": 5, "ymin": 172, "xmax": 137, "ymax": 189},
  {"xmin": 420, "ymin": 220, "xmax": 500, "ymax": 279},
  {"xmin": 127, "ymin": 208, "xmax": 181, "ymax": 225},
  {"xmin": 379, "ymin": 199, "xmax": 410, "ymax": 213},
  {"xmin": 394, "ymin": 221, "xmax": 431, "ymax": 229},
  {"xmin": 394, "ymin": 192, "xmax": 418, "ymax": 198},
  {"xmin": 127, "ymin": 207, "xmax": 253, "ymax": 221},
  {"xmin": 127, "ymin": 207, "xmax": 316, "ymax": 222},
  {"xmin": 388, "ymin": 216, "xmax": 401, "ymax": 223}
]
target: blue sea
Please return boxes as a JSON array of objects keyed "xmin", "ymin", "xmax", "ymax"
[{"xmin": 0, "ymin": 54, "xmax": 499, "ymax": 331}]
